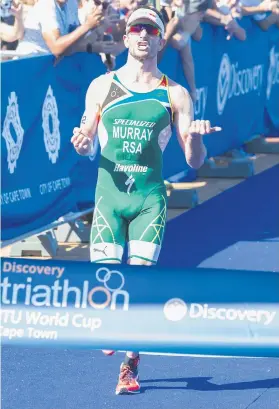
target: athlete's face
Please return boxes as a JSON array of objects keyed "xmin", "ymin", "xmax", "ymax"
[{"xmin": 124, "ymin": 19, "xmax": 165, "ymax": 61}]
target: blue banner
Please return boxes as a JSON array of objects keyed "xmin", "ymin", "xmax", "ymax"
[
  {"xmin": 1, "ymin": 258, "xmax": 278, "ymax": 357},
  {"xmin": 1, "ymin": 55, "xmax": 80, "ymax": 240},
  {"xmin": 192, "ymin": 19, "xmax": 268, "ymax": 157},
  {"xmin": 2, "ymin": 22, "xmax": 279, "ymax": 241}
]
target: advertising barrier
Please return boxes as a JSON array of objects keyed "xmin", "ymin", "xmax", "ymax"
[{"xmin": 1, "ymin": 258, "xmax": 279, "ymax": 356}]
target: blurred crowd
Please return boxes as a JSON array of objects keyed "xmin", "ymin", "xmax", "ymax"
[{"xmin": 1, "ymin": 0, "xmax": 279, "ymax": 99}]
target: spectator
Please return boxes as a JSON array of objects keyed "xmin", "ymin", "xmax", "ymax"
[
  {"xmin": 118, "ymin": 0, "xmax": 137, "ymax": 16},
  {"xmin": 204, "ymin": 0, "xmax": 247, "ymax": 40},
  {"xmin": 0, "ymin": 1, "xmax": 24, "ymax": 43},
  {"xmin": 160, "ymin": 0, "xmax": 212, "ymax": 103},
  {"xmin": 16, "ymin": 0, "xmax": 106, "ymax": 57},
  {"xmin": 78, "ymin": 0, "xmax": 126, "ymax": 70},
  {"xmin": 240, "ymin": 0, "xmax": 279, "ymax": 31}
]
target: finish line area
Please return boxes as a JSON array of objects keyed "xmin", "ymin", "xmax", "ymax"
[
  {"xmin": 2, "ymin": 348, "xmax": 279, "ymax": 409},
  {"xmin": 1, "ymin": 165, "xmax": 279, "ymax": 409}
]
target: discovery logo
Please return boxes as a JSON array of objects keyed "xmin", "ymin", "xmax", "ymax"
[
  {"xmin": 163, "ymin": 300, "xmax": 276, "ymax": 326},
  {"xmin": 217, "ymin": 54, "xmax": 263, "ymax": 115},
  {"xmin": 2, "ymin": 261, "xmax": 64, "ymax": 278},
  {"xmin": 194, "ymin": 87, "xmax": 208, "ymax": 120},
  {"xmin": 164, "ymin": 298, "xmax": 188, "ymax": 321},
  {"xmin": 267, "ymin": 46, "xmax": 279, "ymax": 100}
]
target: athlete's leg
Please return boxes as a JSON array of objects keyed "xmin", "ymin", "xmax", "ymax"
[
  {"xmin": 123, "ymin": 249, "xmax": 153, "ymax": 384},
  {"xmin": 128, "ymin": 187, "xmax": 167, "ymax": 264},
  {"xmin": 117, "ymin": 259, "xmax": 149, "ymax": 389},
  {"xmin": 90, "ymin": 187, "xmax": 128, "ymax": 356},
  {"xmin": 90, "ymin": 187, "xmax": 127, "ymax": 263},
  {"xmin": 115, "ymin": 351, "xmax": 140, "ymax": 395},
  {"xmin": 115, "ymin": 258, "xmax": 152, "ymax": 395},
  {"xmin": 116, "ymin": 188, "xmax": 167, "ymax": 394},
  {"xmin": 100, "ymin": 257, "xmax": 120, "ymax": 355}
]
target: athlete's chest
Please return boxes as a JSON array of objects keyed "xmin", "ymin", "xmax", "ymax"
[
  {"xmin": 102, "ymin": 98, "xmax": 171, "ymax": 141},
  {"xmin": 98, "ymin": 77, "xmax": 173, "ymax": 158}
]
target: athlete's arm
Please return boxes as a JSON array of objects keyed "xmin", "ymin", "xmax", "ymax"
[
  {"xmin": 71, "ymin": 73, "xmax": 112, "ymax": 155},
  {"xmin": 170, "ymin": 82, "xmax": 221, "ymax": 169}
]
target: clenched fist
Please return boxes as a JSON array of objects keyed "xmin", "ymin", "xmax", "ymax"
[{"xmin": 71, "ymin": 128, "xmax": 93, "ymax": 155}]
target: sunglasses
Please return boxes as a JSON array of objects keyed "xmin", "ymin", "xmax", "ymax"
[
  {"xmin": 128, "ymin": 24, "xmax": 161, "ymax": 37},
  {"xmin": 94, "ymin": 0, "xmax": 109, "ymax": 10}
]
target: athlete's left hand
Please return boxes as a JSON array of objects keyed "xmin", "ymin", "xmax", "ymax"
[{"xmin": 189, "ymin": 120, "xmax": 222, "ymax": 136}]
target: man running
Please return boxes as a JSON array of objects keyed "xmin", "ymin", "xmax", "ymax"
[{"xmin": 71, "ymin": 5, "xmax": 221, "ymax": 395}]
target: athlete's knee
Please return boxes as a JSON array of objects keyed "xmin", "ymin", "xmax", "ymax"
[{"xmin": 128, "ymin": 257, "xmax": 154, "ymax": 266}]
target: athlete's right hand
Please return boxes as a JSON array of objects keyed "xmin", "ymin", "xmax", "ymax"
[{"xmin": 71, "ymin": 128, "xmax": 93, "ymax": 155}]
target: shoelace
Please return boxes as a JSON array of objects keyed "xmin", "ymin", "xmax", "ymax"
[{"xmin": 120, "ymin": 365, "xmax": 135, "ymax": 384}]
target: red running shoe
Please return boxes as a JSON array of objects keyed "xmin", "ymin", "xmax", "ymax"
[{"xmin": 115, "ymin": 356, "xmax": 140, "ymax": 395}]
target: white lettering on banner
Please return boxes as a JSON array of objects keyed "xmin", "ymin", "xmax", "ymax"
[
  {"xmin": 39, "ymin": 177, "xmax": 71, "ymax": 195},
  {"xmin": 25, "ymin": 311, "xmax": 69, "ymax": 326},
  {"xmin": 1, "ymin": 188, "xmax": 32, "ymax": 206},
  {"xmin": 0, "ymin": 326, "xmax": 25, "ymax": 340},
  {"xmin": 27, "ymin": 327, "xmax": 58, "ymax": 340},
  {"xmin": 163, "ymin": 299, "xmax": 277, "ymax": 326},
  {"xmin": 0, "ymin": 266, "xmax": 129, "ymax": 311},
  {"xmin": 24, "ymin": 312, "xmax": 102, "ymax": 333},
  {"xmin": 2, "ymin": 261, "xmax": 65, "ymax": 278},
  {"xmin": 72, "ymin": 314, "xmax": 102, "ymax": 332},
  {"xmin": 267, "ymin": 46, "xmax": 279, "ymax": 100},
  {"xmin": 0, "ymin": 308, "xmax": 103, "ymax": 341},
  {"xmin": 42, "ymin": 85, "xmax": 60, "ymax": 164},
  {"xmin": 194, "ymin": 87, "xmax": 208, "ymax": 119},
  {"xmin": 2, "ymin": 92, "xmax": 24, "ymax": 174},
  {"xmin": 217, "ymin": 53, "xmax": 264, "ymax": 115},
  {"xmin": 0, "ymin": 268, "xmax": 112, "ymax": 338},
  {"xmin": 0, "ymin": 309, "xmax": 23, "ymax": 324}
]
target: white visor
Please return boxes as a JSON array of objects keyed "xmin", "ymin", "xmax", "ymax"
[{"xmin": 126, "ymin": 8, "xmax": 165, "ymax": 37}]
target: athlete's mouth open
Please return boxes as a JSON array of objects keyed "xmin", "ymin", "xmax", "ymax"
[{"xmin": 137, "ymin": 41, "xmax": 149, "ymax": 49}]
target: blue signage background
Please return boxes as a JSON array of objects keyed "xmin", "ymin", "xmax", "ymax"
[{"xmin": 1, "ymin": 56, "xmax": 80, "ymax": 240}]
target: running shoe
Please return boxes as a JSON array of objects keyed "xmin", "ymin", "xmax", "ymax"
[{"xmin": 115, "ymin": 356, "xmax": 140, "ymax": 395}]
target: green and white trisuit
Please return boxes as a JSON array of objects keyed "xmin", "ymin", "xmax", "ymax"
[{"xmin": 90, "ymin": 73, "xmax": 174, "ymax": 264}]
